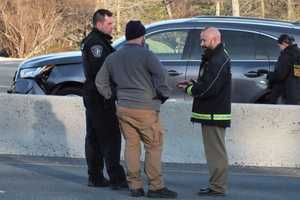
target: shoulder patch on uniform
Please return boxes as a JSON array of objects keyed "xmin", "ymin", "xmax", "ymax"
[{"xmin": 90, "ymin": 45, "xmax": 103, "ymax": 58}]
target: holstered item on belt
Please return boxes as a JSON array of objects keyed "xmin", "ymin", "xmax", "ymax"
[{"xmin": 293, "ymin": 64, "xmax": 300, "ymax": 77}]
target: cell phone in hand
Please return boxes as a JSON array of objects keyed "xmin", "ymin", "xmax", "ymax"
[{"xmin": 176, "ymin": 80, "xmax": 190, "ymax": 89}]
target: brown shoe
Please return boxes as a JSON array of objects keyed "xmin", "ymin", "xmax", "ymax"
[{"xmin": 198, "ymin": 188, "xmax": 225, "ymax": 196}]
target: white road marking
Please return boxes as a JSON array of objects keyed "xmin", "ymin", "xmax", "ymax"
[
  {"xmin": 0, "ymin": 190, "xmax": 6, "ymax": 194},
  {"xmin": 0, "ymin": 85, "xmax": 9, "ymax": 88}
]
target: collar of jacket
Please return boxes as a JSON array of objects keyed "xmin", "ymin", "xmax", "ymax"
[
  {"xmin": 124, "ymin": 42, "xmax": 144, "ymax": 48},
  {"xmin": 202, "ymin": 43, "xmax": 224, "ymax": 61},
  {"xmin": 92, "ymin": 28, "xmax": 113, "ymax": 43},
  {"xmin": 283, "ymin": 44, "xmax": 298, "ymax": 53}
]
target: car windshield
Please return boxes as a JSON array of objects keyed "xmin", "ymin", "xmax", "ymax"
[{"xmin": 112, "ymin": 36, "xmax": 125, "ymax": 49}]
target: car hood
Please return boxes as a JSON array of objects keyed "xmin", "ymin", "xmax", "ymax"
[{"xmin": 19, "ymin": 51, "xmax": 82, "ymax": 69}]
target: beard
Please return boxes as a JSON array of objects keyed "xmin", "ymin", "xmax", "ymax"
[
  {"xmin": 203, "ymin": 47, "xmax": 214, "ymax": 56},
  {"xmin": 201, "ymin": 45, "xmax": 214, "ymax": 61}
]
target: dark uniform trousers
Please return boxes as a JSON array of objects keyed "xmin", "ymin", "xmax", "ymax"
[
  {"xmin": 81, "ymin": 28, "xmax": 126, "ymax": 184},
  {"xmin": 84, "ymin": 93, "xmax": 126, "ymax": 184}
]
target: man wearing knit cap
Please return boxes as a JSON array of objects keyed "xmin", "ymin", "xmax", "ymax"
[{"xmin": 95, "ymin": 20, "xmax": 177, "ymax": 198}]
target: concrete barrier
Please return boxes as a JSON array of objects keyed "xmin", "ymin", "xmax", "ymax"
[{"xmin": 1, "ymin": 94, "xmax": 300, "ymax": 168}]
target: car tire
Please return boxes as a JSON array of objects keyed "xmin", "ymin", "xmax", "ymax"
[
  {"xmin": 255, "ymin": 92, "xmax": 273, "ymax": 104},
  {"xmin": 54, "ymin": 86, "xmax": 83, "ymax": 96}
]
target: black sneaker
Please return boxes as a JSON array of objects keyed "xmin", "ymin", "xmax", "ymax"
[
  {"xmin": 147, "ymin": 187, "xmax": 177, "ymax": 198},
  {"xmin": 111, "ymin": 180, "xmax": 129, "ymax": 190},
  {"xmin": 198, "ymin": 188, "xmax": 225, "ymax": 196},
  {"xmin": 130, "ymin": 188, "xmax": 145, "ymax": 197},
  {"xmin": 88, "ymin": 177, "xmax": 110, "ymax": 187}
]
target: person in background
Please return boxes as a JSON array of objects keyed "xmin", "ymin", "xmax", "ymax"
[{"xmin": 267, "ymin": 34, "xmax": 300, "ymax": 105}]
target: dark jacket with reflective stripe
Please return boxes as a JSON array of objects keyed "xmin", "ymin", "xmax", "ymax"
[
  {"xmin": 268, "ymin": 44, "xmax": 300, "ymax": 105},
  {"xmin": 187, "ymin": 43, "xmax": 231, "ymax": 127}
]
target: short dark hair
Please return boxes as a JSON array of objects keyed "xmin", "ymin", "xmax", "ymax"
[
  {"xmin": 92, "ymin": 9, "xmax": 113, "ymax": 27},
  {"xmin": 278, "ymin": 34, "xmax": 295, "ymax": 45}
]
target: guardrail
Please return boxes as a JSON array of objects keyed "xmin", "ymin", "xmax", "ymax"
[{"xmin": 1, "ymin": 94, "xmax": 300, "ymax": 168}]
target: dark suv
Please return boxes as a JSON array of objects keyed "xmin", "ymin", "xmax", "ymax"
[{"xmin": 9, "ymin": 16, "xmax": 300, "ymax": 103}]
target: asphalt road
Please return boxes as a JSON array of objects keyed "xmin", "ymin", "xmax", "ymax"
[
  {"xmin": 0, "ymin": 155, "xmax": 299, "ymax": 200},
  {"xmin": 0, "ymin": 60, "xmax": 22, "ymax": 93}
]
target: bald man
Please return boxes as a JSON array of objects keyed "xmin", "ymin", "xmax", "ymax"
[{"xmin": 177, "ymin": 27, "xmax": 231, "ymax": 196}]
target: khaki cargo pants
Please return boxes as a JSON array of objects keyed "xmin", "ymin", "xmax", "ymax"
[{"xmin": 117, "ymin": 106, "xmax": 164, "ymax": 190}]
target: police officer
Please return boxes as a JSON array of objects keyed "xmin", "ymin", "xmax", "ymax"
[
  {"xmin": 267, "ymin": 34, "xmax": 300, "ymax": 105},
  {"xmin": 177, "ymin": 27, "xmax": 231, "ymax": 196},
  {"xmin": 80, "ymin": 9, "xmax": 127, "ymax": 189}
]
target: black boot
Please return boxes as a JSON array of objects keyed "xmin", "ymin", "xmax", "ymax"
[
  {"xmin": 198, "ymin": 188, "xmax": 225, "ymax": 196},
  {"xmin": 88, "ymin": 176, "xmax": 110, "ymax": 187},
  {"xmin": 111, "ymin": 180, "xmax": 129, "ymax": 190},
  {"xmin": 130, "ymin": 188, "xmax": 145, "ymax": 197},
  {"xmin": 147, "ymin": 187, "xmax": 178, "ymax": 198}
]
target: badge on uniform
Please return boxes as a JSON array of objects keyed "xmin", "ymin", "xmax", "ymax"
[{"xmin": 91, "ymin": 45, "xmax": 103, "ymax": 58}]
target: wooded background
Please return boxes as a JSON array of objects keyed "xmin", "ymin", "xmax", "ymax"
[{"xmin": 0, "ymin": 0, "xmax": 300, "ymax": 58}]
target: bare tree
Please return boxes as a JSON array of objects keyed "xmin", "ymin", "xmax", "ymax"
[
  {"xmin": 287, "ymin": 0, "xmax": 295, "ymax": 20},
  {"xmin": 232, "ymin": 0, "xmax": 240, "ymax": 16},
  {"xmin": 216, "ymin": 0, "xmax": 221, "ymax": 16},
  {"xmin": 261, "ymin": 0, "xmax": 265, "ymax": 18},
  {"xmin": 163, "ymin": 0, "xmax": 173, "ymax": 18},
  {"xmin": 0, "ymin": 0, "xmax": 65, "ymax": 57},
  {"xmin": 3, "ymin": 0, "xmax": 300, "ymax": 58},
  {"xmin": 95, "ymin": 0, "xmax": 107, "ymax": 10},
  {"xmin": 116, "ymin": 0, "xmax": 122, "ymax": 35}
]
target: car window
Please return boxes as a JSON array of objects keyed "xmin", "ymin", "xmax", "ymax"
[
  {"xmin": 145, "ymin": 30, "xmax": 189, "ymax": 60},
  {"xmin": 221, "ymin": 30, "xmax": 256, "ymax": 60},
  {"xmin": 187, "ymin": 29, "xmax": 203, "ymax": 60},
  {"xmin": 255, "ymin": 34, "xmax": 280, "ymax": 60},
  {"xmin": 188, "ymin": 29, "xmax": 263, "ymax": 61}
]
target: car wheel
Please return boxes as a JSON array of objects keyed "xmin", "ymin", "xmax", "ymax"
[
  {"xmin": 54, "ymin": 86, "xmax": 83, "ymax": 96},
  {"xmin": 255, "ymin": 93, "xmax": 272, "ymax": 104}
]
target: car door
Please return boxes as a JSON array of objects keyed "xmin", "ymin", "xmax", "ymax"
[
  {"xmin": 186, "ymin": 29, "xmax": 280, "ymax": 103},
  {"xmin": 185, "ymin": 29, "xmax": 203, "ymax": 100},
  {"xmin": 255, "ymin": 33, "xmax": 280, "ymax": 74},
  {"xmin": 145, "ymin": 29, "xmax": 190, "ymax": 99},
  {"xmin": 221, "ymin": 30, "xmax": 279, "ymax": 103}
]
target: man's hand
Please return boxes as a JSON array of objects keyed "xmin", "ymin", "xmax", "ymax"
[
  {"xmin": 153, "ymin": 90, "xmax": 169, "ymax": 104},
  {"xmin": 176, "ymin": 80, "xmax": 191, "ymax": 90},
  {"xmin": 153, "ymin": 95, "xmax": 168, "ymax": 104}
]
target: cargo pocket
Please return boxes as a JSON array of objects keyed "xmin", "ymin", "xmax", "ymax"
[{"xmin": 141, "ymin": 112, "xmax": 163, "ymax": 148}]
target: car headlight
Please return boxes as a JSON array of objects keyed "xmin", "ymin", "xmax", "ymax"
[
  {"xmin": 19, "ymin": 67, "xmax": 43, "ymax": 78},
  {"xmin": 19, "ymin": 65, "xmax": 54, "ymax": 79}
]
